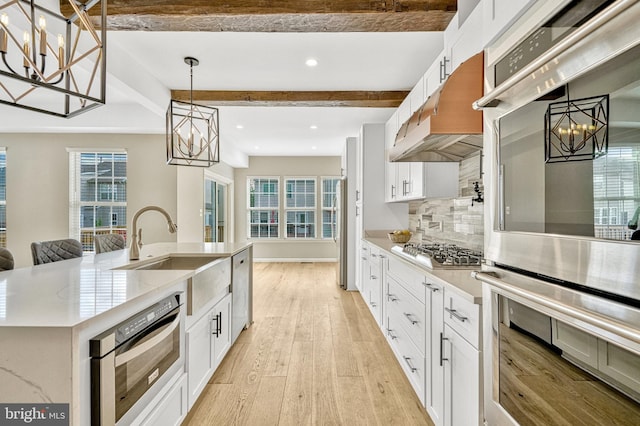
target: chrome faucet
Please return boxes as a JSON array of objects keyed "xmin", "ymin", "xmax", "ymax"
[{"xmin": 129, "ymin": 206, "xmax": 178, "ymax": 260}]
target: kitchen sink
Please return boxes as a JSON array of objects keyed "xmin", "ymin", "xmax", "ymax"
[
  {"xmin": 113, "ymin": 255, "xmax": 231, "ymax": 315},
  {"xmin": 115, "ymin": 256, "xmax": 220, "ymax": 271}
]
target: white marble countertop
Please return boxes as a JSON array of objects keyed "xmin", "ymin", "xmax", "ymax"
[
  {"xmin": 0, "ymin": 242, "xmax": 251, "ymax": 328},
  {"xmin": 365, "ymin": 236, "xmax": 483, "ymax": 304}
]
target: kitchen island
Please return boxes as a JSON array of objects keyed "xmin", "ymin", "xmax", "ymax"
[{"xmin": 0, "ymin": 241, "xmax": 252, "ymax": 426}]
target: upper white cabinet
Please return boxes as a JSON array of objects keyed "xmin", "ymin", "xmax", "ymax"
[{"xmin": 483, "ymin": 0, "xmax": 536, "ymax": 47}]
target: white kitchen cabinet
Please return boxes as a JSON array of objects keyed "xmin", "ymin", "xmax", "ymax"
[
  {"xmin": 425, "ymin": 278, "xmax": 444, "ymax": 425},
  {"xmin": 351, "ymin": 124, "xmax": 407, "ymax": 289},
  {"xmin": 138, "ymin": 373, "xmax": 188, "ymax": 426},
  {"xmin": 385, "ymin": 114, "xmax": 400, "ymax": 203},
  {"xmin": 360, "ymin": 240, "xmax": 384, "ymax": 328},
  {"xmin": 443, "ymin": 323, "xmax": 481, "ymax": 426},
  {"xmin": 391, "ymin": 162, "xmax": 460, "ymax": 202},
  {"xmin": 483, "ymin": 0, "xmax": 535, "ymax": 47},
  {"xmin": 186, "ymin": 292, "xmax": 232, "ymax": 409}
]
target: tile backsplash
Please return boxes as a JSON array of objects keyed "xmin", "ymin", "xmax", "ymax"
[{"xmin": 408, "ymin": 154, "xmax": 484, "ymax": 252}]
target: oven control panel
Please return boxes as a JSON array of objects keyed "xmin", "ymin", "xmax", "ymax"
[{"xmin": 115, "ymin": 294, "xmax": 180, "ymax": 345}]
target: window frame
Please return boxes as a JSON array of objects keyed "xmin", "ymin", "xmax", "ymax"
[
  {"xmin": 69, "ymin": 149, "xmax": 127, "ymax": 252},
  {"xmin": 320, "ymin": 176, "xmax": 341, "ymax": 240},
  {"xmin": 284, "ymin": 176, "xmax": 317, "ymax": 239},
  {"xmin": 247, "ymin": 176, "xmax": 280, "ymax": 239}
]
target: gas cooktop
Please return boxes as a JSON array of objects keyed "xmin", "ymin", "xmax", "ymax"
[{"xmin": 391, "ymin": 242, "xmax": 483, "ymax": 269}]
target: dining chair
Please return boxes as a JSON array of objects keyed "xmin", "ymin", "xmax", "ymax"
[
  {"xmin": 0, "ymin": 247, "xmax": 14, "ymax": 271},
  {"xmin": 94, "ymin": 233, "xmax": 126, "ymax": 254},
  {"xmin": 31, "ymin": 239, "xmax": 83, "ymax": 265}
]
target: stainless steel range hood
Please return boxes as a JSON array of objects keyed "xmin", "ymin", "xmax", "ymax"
[{"xmin": 389, "ymin": 52, "xmax": 484, "ymax": 162}]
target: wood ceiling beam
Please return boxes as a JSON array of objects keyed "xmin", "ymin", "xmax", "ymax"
[
  {"xmin": 170, "ymin": 90, "xmax": 410, "ymax": 107},
  {"xmin": 66, "ymin": 0, "xmax": 457, "ymax": 32}
]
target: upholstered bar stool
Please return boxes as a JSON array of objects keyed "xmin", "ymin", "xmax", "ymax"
[
  {"xmin": 31, "ymin": 239, "xmax": 83, "ymax": 265},
  {"xmin": 94, "ymin": 234, "xmax": 126, "ymax": 254},
  {"xmin": 0, "ymin": 247, "xmax": 14, "ymax": 271}
]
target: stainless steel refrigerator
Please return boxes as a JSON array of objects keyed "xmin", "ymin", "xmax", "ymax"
[{"xmin": 334, "ymin": 177, "xmax": 348, "ymax": 289}]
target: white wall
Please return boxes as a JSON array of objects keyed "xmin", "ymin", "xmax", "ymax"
[
  {"xmin": 234, "ymin": 156, "xmax": 341, "ymax": 261},
  {"xmin": 0, "ymin": 133, "xmax": 178, "ymax": 268}
]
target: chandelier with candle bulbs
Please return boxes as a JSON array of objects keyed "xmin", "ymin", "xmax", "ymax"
[
  {"xmin": 0, "ymin": 0, "xmax": 106, "ymax": 118},
  {"xmin": 545, "ymin": 87, "xmax": 609, "ymax": 163},
  {"xmin": 166, "ymin": 57, "xmax": 220, "ymax": 167}
]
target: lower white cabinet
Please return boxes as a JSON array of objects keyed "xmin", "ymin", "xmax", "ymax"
[
  {"xmin": 360, "ymin": 240, "xmax": 385, "ymax": 328},
  {"xmin": 138, "ymin": 373, "xmax": 188, "ymax": 426},
  {"xmin": 443, "ymin": 324, "xmax": 481, "ymax": 426},
  {"xmin": 186, "ymin": 292, "xmax": 232, "ymax": 409}
]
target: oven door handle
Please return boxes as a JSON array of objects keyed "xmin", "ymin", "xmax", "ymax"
[{"xmin": 115, "ymin": 314, "xmax": 180, "ymax": 367}]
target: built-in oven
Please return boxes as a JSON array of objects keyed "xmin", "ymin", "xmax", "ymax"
[
  {"xmin": 474, "ymin": 0, "xmax": 640, "ymax": 423},
  {"xmin": 90, "ymin": 293, "xmax": 184, "ymax": 426},
  {"xmin": 475, "ymin": 268, "xmax": 640, "ymax": 426}
]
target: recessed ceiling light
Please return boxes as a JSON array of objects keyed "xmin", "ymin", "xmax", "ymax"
[
  {"xmin": 254, "ymin": 146, "xmax": 260, "ymax": 150},
  {"xmin": 310, "ymin": 125, "xmax": 318, "ymax": 130},
  {"xmin": 305, "ymin": 58, "xmax": 318, "ymax": 67},
  {"xmin": 236, "ymin": 125, "xmax": 244, "ymax": 129},
  {"xmin": 311, "ymin": 146, "xmax": 317, "ymax": 150}
]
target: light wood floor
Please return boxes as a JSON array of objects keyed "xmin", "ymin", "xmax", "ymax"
[{"xmin": 183, "ymin": 262, "xmax": 433, "ymax": 425}]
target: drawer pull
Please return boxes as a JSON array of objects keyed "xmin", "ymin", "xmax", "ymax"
[
  {"xmin": 371, "ymin": 253, "xmax": 377, "ymax": 258},
  {"xmin": 403, "ymin": 312, "xmax": 418, "ymax": 325},
  {"xmin": 370, "ymin": 302, "xmax": 377, "ymax": 308},
  {"xmin": 440, "ymin": 332, "xmax": 449, "ymax": 366},
  {"xmin": 387, "ymin": 328, "xmax": 397, "ymax": 340},
  {"xmin": 371, "ymin": 275, "xmax": 378, "ymax": 280},
  {"xmin": 387, "ymin": 293, "xmax": 398, "ymax": 302},
  {"xmin": 424, "ymin": 282, "xmax": 440, "ymax": 292},
  {"xmin": 403, "ymin": 356, "xmax": 418, "ymax": 373},
  {"xmin": 379, "ymin": 254, "xmax": 387, "ymax": 259},
  {"xmin": 361, "ymin": 257, "xmax": 367, "ymax": 261},
  {"xmin": 444, "ymin": 307, "xmax": 468, "ymax": 323}
]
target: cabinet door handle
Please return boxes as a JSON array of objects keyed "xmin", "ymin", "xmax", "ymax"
[
  {"xmin": 371, "ymin": 275, "xmax": 378, "ymax": 280},
  {"xmin": 440, "ymin": 332, "xmax": 449, "ymax": 366},
  {"xmin": 371, "ymin": 253, "xmax": 377, "ymax": 258},
  {"xmin": 444, "ymin": 307, "xmax": 468, "ymax": 323},
  {"xmin": 423, "ymin": 282, "xmax": 440, "ymax": 292},
  {"xmin": 379, "ymin": 254, "xmax": 386, "ymax": 259},
  {"xmin": 361, "ymin": 256, "xmax": 368, "ymax": 261},
  {"xmin": 370, "ymin": 302, "xmax": 377, "ymax": 308},
  {"xmin": 402, "ymin": 180, "xmax": 408, "ymax": 196},
  {"xmin": 391, "ymin": 185, "xmax": 396, "ymax": 198},
  {"xmin": 403, "ymin": 356, "xmax": 418, "ymax": 373},
  {"xmin": 403, "ymin": 312, "xmax": 418, "ymax": 325},
  {"xmin": 387, "ymin": 328, "xmax": 397, "ymax": 340},
  {"xmin": 356, "ymin": 205, "xmax": 360, "ymax": 216},
  {"xmin": 387, "ymin": 293, "xmax": 398, "ymax": 302},
  {"xmin": 356, "ymin": 190, "xmax": 360, "ymax": 201},
  {"xmin": 211, "ymin": 314, "xmax": 220, "ymax": 337}
]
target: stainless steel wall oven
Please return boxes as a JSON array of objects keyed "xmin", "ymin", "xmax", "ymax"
[
  {"xmin": 90, "ymin": 293, "xmax": 184, "ymax": 426},
  {"xmin": 476, "ymin": 0, "xmax": 640, "ymax": 424}
]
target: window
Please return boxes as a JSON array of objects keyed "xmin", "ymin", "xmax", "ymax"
[
  {"xmin": 593, "ymin": 146, "xmax": 640, "ymax": 239},
  {"xmin": 321, "ymin": 178, "xmax": 340, "ymax": 239},
  {"xmin": 70, "ymin": 151, "xmax": 127, "ymax": 251},
  {"xmin": 0, "ymin": 150, "xmax": 5, "ymax": 248},
  {"xmin": 285, "ymin": 178, "xmax": 316, "ymax": 238},
  {"xmin": 248, "ymin": 177, "xmax": 279, "ymax": 238}
]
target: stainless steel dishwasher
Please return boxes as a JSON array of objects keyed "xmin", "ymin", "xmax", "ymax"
[{"xmin": 231, "ymin": 247, "xmax": 252, "ymax": 341}]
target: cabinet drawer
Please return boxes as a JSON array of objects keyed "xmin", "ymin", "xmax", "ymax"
[
  {"xmin": 369, "ymin": 245, "xmax": 381, "ymax": 267},
  {"xmin": 598, "ymin": 340, "xmax": 640, "ymax": 396},
  {"xmin": 387, "ymin": 276, "xmax": 426, "ymax": 354},
  {"xmin": 386, "ymin": 314, "xmax": 426, "ymax": 405},
  {"xmin": 388, "ymin": 255, "xmax": 426, "ymax": 304},
  {"xmin": 443, "ymin": 289, "xmax": 480, "ymax": 349}
]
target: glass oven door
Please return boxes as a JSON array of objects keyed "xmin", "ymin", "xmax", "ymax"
[
  {"xmin": 114, "ymin": 309, "xmax": 181, "ymax": 422},
  {"xmin": 477, "ymin": 268, "xmax": 640, "ymax": 426}
]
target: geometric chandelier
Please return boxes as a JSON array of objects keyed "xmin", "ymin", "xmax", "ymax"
[
  {"xmin": 545, "ymin": 89, "xmax": 609, "ymax": 163},
  {"xmin": 0, "ymin": 0, "xmax": 106, "ymax": 118},
  {"xmin": 166, "ymin": 56, "xmax": 220, "ymax": 167}
]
